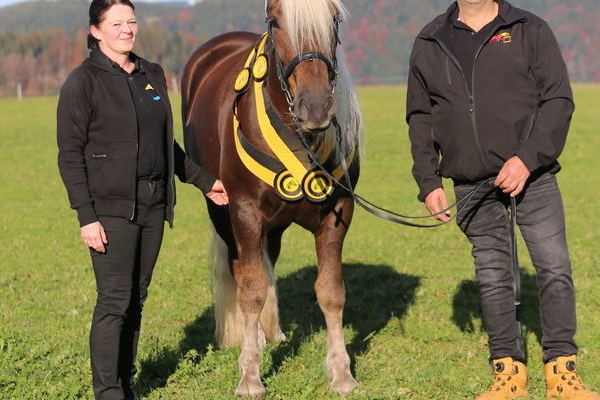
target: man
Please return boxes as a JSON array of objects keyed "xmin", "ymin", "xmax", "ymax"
[{"xmin": 406, "ymin": 0, "xmax": 598, "ymax": 399}]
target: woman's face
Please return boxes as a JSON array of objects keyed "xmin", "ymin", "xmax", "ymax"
[{"xmin": 90, "ymin": 4, "xmax": 137, "ymax": 56}]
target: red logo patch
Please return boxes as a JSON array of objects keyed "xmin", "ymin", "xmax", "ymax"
[{"xmin": 491, "ymin": 32, "xmax": 512, "ymax": 43}]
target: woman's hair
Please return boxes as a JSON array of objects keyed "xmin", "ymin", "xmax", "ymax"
[{"xmin": 87, "ymin": 0, "xmax": 136, "ymax": 49}]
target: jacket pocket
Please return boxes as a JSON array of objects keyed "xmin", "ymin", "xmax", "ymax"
[
  {"xmin": 431, "ymin": 126, "xmax": 444, "ymax": 149},
  {"xmin": 86, "ymin": 152, "xmax": 108, "ymax": 193},
  {"xmin": 521, "ymin": 114, "xmax": 536, "ymax": 142},
  {"xmin": 87, "ymin": 140, "xmax": 136, "ymax": 197}
]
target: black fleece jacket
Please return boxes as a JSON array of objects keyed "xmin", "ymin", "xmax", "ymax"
[
  {"xmin": 57, "ymin": 48, "xmax": 216, "ymax": 226},
  {"xmin": 406, "ymin": 0, "xmax": 574, "ymax": 201}
]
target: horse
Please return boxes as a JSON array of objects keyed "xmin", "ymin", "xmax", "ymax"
[{"xmin": 181, "ymin": 0, "xmax": 362, "ymax": 397}]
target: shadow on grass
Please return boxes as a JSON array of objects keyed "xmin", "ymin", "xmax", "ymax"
[
  {"xmin": 265, "ymin": 263, "xmax": 420, "ymax": 380},
  {"xmin": 451, "ymin": 270, "xmax": 542, "ymax": 346},
  {"xmin": 136, "ymin": 263, "xmax": 420, "ymax": 396},
  {"xmin": 135, "ymin": 307, "xmax": 216, "ymax": 397}
]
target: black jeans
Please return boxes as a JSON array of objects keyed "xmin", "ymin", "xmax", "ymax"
[
  {"xmin": 90, "ymin": 178, "xmax": 166, "ymax": 400},
  {"xmin": 454, "ymin": 172, "xmax": 577, "ymax": 363}
]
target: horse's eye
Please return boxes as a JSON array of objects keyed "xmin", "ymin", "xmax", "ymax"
[{"xmin": 269, "ymin": 20, "xmax": 280, "ymax": 29}]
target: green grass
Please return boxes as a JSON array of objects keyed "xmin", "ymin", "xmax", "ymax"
[{"xmin": 1, "ymin": 85, "xmax": 599, "ymax": 399}]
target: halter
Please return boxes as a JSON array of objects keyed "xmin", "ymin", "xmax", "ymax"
[
  {"xmin": 232, "ymin": 33, "xmax": 355, "ymax": 203},
  {"xmin": 267, "ymin": 17, "xmax": 341, "ymax": 114}
]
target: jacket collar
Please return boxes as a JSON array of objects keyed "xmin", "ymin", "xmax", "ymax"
[
  {"xmin": 420, "ymin": 0, "xmax": 527, "ymax": 39},
  {"xmin": 87, "ymin": 47, "xmax": 145, "ymax": 75}
]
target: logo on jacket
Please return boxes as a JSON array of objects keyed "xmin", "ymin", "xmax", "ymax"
[
  {"xmin": 145, "ymin": 83, "xmax": 161, "ymax": 101},
  {"xmin": 490, "ymin": 32, "xmax": 512, "ymax": 44}
]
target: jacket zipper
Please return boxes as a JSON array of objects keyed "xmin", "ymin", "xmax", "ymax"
[
  {"xmin": 470, "ymin": 45, "xmax": 486, "ymax": 171},
  {"xmin": 147, "ymin": 73, "xmax": 176, "ymax": 227},
  {"xmin": 163, "ymin": 84, "xmax": 176, "ymax": 227},
  {"xmin": 131, "ymin": 141, "xmax": 138, "ymax": 222},
  {"xmin": 470, "ymin": 26, "xmax": 507, "ymax": 172},
  {"xmin": 424, "ymin": 37, "xmax": 486, "ymax": 172},
  {"xmin": 125, "ymin": 74, "xmax": 138, "ymax": 222}
]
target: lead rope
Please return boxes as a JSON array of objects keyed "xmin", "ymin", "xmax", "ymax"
[
  {"xmin": 510, "ymin": 196, "xmax": 522, "ymax": 322},
  {"xmin": 296, "ymin": 118, "xmax": 495, "ymax": 227},
  {"xmin": 295, "ymin": 119, "xmax": 522, "ymax": 311}
]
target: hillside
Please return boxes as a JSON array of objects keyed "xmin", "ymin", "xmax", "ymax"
[{"xmin": 1, "ymin": 0, "xmax": 598, "ymax": 96}]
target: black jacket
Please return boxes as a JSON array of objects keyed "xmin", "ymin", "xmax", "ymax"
[
  {"xmin": 57, "ymin": 48, "xmax": 215, "ymax": 226},
  {"xmin": 406, "ymin": 0, "xmax": 574, "ymax": 201}
]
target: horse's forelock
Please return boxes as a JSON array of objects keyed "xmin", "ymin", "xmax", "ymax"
[{"xmin": 280, "ymin": 0, "xmax": 348, "ymax": 56}]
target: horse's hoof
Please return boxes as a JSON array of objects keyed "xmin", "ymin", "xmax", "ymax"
[
  {"xmin": 272, "ymin": 327, "xmax": 287, "ymax": 343},
  {"xmin": 331, "ymin": 375, "xmax": 359, "ymax": 395},
  {"xmin": 235, "ymin": 377, "xmax": 266, "ymax": 399}
]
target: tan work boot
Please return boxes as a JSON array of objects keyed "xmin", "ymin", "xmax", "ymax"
[
  {"xmin": 476, "ymin": 357, "xmax": 527, "ymax": 399},
  {"xmin": 545, "ymin": 355, "xmax": 600, "ymax": 399}
]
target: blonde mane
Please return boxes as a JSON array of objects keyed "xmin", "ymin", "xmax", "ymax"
[
  {"xmin": 279, "ymin": 0, "xmax": 348, "ymax": 57},
  {"xmin": 334, "ymin": 48, "xmax": 363, "ymax": 155}
]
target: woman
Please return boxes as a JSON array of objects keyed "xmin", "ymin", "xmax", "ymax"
[{"xmin": 57, "ymin": 1, "xmax": 228, "ymax": 398}]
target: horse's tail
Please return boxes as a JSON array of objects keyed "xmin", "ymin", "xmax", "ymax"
[{"xmin": 211, "ymin": 230, "xmax": 286, "ymax": 348}]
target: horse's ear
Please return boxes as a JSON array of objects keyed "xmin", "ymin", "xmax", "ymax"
[
  {"xmin": 332, "ymin": 1, "xmax": 349, "ymax": 22},
  {"xmin": 265, "ymin": 0, "xmax": 280, "ymax": 18}
]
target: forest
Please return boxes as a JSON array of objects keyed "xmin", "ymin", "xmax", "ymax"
[{"xmin": 0, "ymin": 0, "xmax": 597, "ymax": 96}]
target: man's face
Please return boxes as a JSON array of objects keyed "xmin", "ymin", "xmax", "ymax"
[{"xmin": 460, "ymin": 0, "xmax": 493, "ymax": 6}]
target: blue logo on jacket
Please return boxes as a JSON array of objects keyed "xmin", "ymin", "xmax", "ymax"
[{"xmin": 145, "ymin": 84, "xmax": 161, "ymax": 101}]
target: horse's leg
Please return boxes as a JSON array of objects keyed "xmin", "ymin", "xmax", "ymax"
[
  {"xmin": 265, "ymin": 225, "xmax": 287, "ymax": 265},
  {"xmin": 314, "ymin": 200, "xmax": 359, "ymax": 395},
  {"xmin": 231, "ymin": 211, "xmax": 268, "ymax": 398},
  {"xmin": 206, "ymin": 201, "xmax": 248, "ymax": 348},
  {"xmin": 260, "ymin": 226, "xmax": 289, "ymax": 343},
  {"xmin": 208, "ymin": 205, "xmax": 284, "ymax": 348}
]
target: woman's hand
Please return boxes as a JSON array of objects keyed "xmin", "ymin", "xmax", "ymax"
[
  {"xmin": 81, "ymin": 221, "xmax": 108, "ymax": 253},
  {"xmin": 205, "ymin": 179, "xmax": 229, "ymax": 205}
]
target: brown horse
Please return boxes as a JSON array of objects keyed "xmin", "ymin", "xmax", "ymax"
[{"xmin": 181, "ymin": 0, "xmax": 361, "ymax": 397}]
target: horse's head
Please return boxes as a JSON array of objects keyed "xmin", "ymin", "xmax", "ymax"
[{"xmin": 266, "ymin": 0, "xmax": 346, "ymax": 133}]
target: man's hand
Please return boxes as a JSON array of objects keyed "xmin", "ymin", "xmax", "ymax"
[
  {"xmin": 424, "ymin": 187, "xmax": 452, "ymax": 222},
  {"xmin": 205, "ymin": 179, "xmax": 229, "ymax": 205},
  {"xmin": 494, "ymin": 156, "xmax": 530, "ymax": 197},
  {"xmin": 81, "ymin": 221, "xmax": 108, "ymax": 253}
]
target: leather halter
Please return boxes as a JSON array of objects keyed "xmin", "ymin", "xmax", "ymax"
[
  {"xmin": 232, "ymin": 34, "xmax": 355, "ymax": 203},
  {"xmin": 268, "ymin": 17, "xmax": 341, "ymax": 111},
  {"xmin": 282, "ymin": 51, "xmax": 337, "ymax": 83}
]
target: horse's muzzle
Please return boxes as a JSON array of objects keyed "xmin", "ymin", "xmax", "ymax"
[{"xmin": 295, "ymin": 92, "xmax": 336, "ymax": 133}]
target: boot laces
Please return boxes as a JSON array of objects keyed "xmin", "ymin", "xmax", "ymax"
[
  {"xmin": 489, "ymin": 373, "xmax": 518, "ymax": 393},
  {"xmin": 555, "ymin": 366, "xmax": 587, "ymax": 393}
]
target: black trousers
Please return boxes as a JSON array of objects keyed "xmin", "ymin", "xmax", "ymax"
[
  {"xmin": 454, "ymin": 172, "xmax": 577, "ymax": 363},
  {"xmin": 90, "ymin": 178, "xmax": 166, "ymax": 400}
]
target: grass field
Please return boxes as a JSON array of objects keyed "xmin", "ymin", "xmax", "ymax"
[{"xmin": 1, "ymin": 85, "xmax": 599, "ymax": 399}]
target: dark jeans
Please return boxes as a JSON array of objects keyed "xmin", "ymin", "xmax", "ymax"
[
  {"xmin": 90, "ymin": 178, "xmax": 166, "ymax": 400},
  {"xmin": 454, "ymin": 172, "xmax": 577, "ymax": 363}
]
